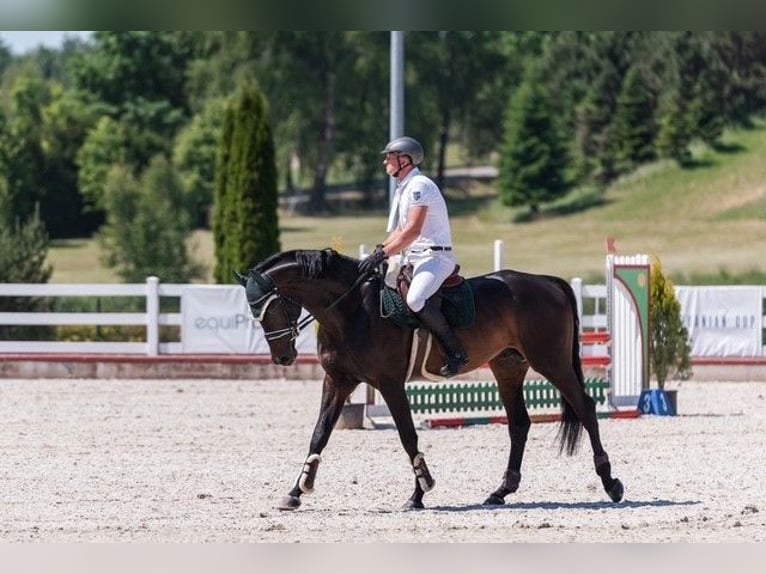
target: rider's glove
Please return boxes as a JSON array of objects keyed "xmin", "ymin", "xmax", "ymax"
[{"xmin": 358, "ymin": 244, "xmax": 387, "ymax": 275}]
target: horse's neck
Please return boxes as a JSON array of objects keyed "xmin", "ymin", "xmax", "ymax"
[{"xmin": 284, "ymin": 277, "xmax": 354, "ymax": 321}]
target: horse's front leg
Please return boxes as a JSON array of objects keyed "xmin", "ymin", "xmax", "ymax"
[
  {"xmin": 277, "ymin": 375, "xmax": 353, "ymax": 511},
  {"xmin": 379, "ymin": 383, "xmax": 435, "ymax": 511}
]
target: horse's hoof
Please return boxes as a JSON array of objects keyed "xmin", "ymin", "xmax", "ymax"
[
  {"xmin": 276, "ymin": 495, "xmax": 302, "ymax": 510},
  {"xmin": 483, "ymin": 494, "xmax": 506, "ymax": 506},
  {"xmin": 607, "ymin": 478, "xmax": 624, "ymax": 503},
  {"xmin": 402, "ymin": 499, "xmax": 425, "ymax": 511}
]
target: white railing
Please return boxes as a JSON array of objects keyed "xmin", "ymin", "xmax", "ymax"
[
  {"xmin": 0, "ymin": 241, "xmax": 610, "ymax": 357},
  {"xmin": 0, "ymin": 274, "xmax": 607, "ymax": 358},
  {"xmin": 0, "ymin": 277, "xmax": 184, "ymax": 355}
]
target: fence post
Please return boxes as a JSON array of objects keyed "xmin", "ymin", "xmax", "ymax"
[
  {"xmin": 570, "ymin": 277, "xmax": 583, "ymax": 333},
  {"xmin": 146, "ymin": 276, "xmax": 160, "ymax": 356},
  {"xmin": 493, "ymin": 239, "xmax": 504, "ymax": 271}
]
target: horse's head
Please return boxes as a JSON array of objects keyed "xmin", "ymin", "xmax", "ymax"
[{"xmin": 235, "ymin": 268, "xmax": 303, "ymax": 366}]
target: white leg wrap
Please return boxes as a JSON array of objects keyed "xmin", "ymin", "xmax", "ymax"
[
  {"xmin": 412, "ymin": 452, "xmax": 436, "ymax": 492},
  {"xmin": 298, "ymin": 453, "xmax": 322, "ymax": 494}
]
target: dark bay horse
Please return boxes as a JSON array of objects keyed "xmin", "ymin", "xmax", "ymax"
[{"xmin": 237, "ymin": 248, "xmax": 624, "ymax": 511}]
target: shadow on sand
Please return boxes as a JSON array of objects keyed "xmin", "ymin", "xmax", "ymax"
[{"xmin": 425, "ymin": 498, "xmax": 701, "ymax": 513}]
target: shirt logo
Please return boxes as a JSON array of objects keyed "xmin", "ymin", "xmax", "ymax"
[{"xmin": 412, "ymin": 191, "xmax": 421, "ymax": 201}]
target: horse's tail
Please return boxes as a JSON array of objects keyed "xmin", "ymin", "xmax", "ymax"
[{"xmin": 550, "ymin": 276, "xmax": 585, "ymax": 456}]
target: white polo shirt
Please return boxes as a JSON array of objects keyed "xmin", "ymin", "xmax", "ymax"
[{"xmin": 388, "ymin": 168, "xmax": 454, "ymax": 256}]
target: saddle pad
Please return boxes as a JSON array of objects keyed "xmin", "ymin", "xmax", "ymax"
[
  {"xmin": 381, "ymin": 287, "xmax": 420, "ymax": 329},
  {"xmin": 381, "ymin": 281, "xmax": 475, "ymax": 329}
]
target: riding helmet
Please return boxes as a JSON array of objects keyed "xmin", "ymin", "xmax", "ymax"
[{"xmin": 380, "ymin": 136, "xmax": 424, "ymax": 165}]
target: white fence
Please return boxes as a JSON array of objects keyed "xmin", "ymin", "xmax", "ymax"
[
  {"xmin": 0, "ymin": 275, "xmax": 608, "ymax": 358},
  {"xmin": 0, "ymin": 277, "xmax": 183, "ymax": 355},
  {"xmin": 4, "ymin": 241, "xmax": 765, "ymax": 361}
]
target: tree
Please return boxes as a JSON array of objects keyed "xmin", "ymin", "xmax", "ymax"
[
  {"xmin": 71, "ymin": 31, "xmax": 195, "ymax": 117},
  {"xmin": 0, "ymin": 73, "xmax": 48, "ymax": 224},
  {"xmin": 649, "ymin": 256, "xmax": 692, "ymax": 389},
  {"xmin": 656, "ymin": 87, "xmax": 693, "ymax": 164},
  {"xmin": 213, "ymin": 83, "xmax": 279, "ymax": 283},
  {"xmin": 70, "ymin": 32, "xmax": 196, "ymax": 183},
  {"xmin": 674, "ymin": 33, "xmax": 728, "ymax": 147},
  {"xmin": 258, "ymin": 32, "xmax": 354, "ymax": 213},
  {"xmin": 498, "ymin": 65, "xmax": 569, "ymax": 215},
  {"xmin": 0, "ymin": 39, "xmax": 11, "ymax": 76},
  {"xmin": 409, "ymin": 32, "xmax": 509, "ymax": 188},
  {"xmin": 97, "ymin": 157, "xmax": 204, "ymax": 283},
  {"xmin": 0, "ymin": 207, "xmax": 53, "ymax": 341},
  {"xmin": 614, "ymin": 66, "xmax": 657, "ymax": 173},
  {"xmin": 39, "ymin": 84, "xmax": 102, "ymax": 237},
  {"xmin": 688, "ymin": 77, "xmax": 726, "ymax": 146},
  {"xmin": 572, "ymin": 63, "xmax": 622, "ymax": 184},
  {"xmin": 461, "ymin": 32, "xmax": 541, "ymax": 158},
  {"xmin": 75, "ymin": 116, "xmax": 130, "ymax": 211},
  {"xmin": 173, "ymin": 98, "xmax": 226, "ymax": 228},
  {"xmin": 711, "ymin": 32, "xmax": 766, "ymax": 126},
  {"xmin": 332, "ymin": 32, "xmax": 389, "ymax": 207}
]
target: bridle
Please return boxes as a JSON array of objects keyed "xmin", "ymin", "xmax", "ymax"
[
  {"xmin": 245, "ymin": 268, "xmax": 370, "ymax": 343},
  {"xmin": 246, "ymin": 277, "xmax": 311, "ymax": 343}
]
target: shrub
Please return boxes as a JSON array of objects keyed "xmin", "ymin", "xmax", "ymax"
[
  {"xmin": 0, "ymin": 207, "xmax": 53, "ymax": 340},
  {"xmin": 649, "ymin": 256, "xmax": 692, "ymax": 388}
]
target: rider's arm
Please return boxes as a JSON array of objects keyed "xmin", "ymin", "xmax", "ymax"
[{"xmin": 382, "ymin": 205, "xmax": 427, "ymax": 257}]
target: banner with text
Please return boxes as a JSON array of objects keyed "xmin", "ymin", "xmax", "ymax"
[
  {"xmin": 676, "ymin": 286, "xmax": 763, "ymax": 357},
  {"xmin": 181, "ymin": 285, "xmax": 317, "ymax": 355}
]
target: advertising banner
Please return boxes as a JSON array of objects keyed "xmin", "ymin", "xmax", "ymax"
[
  {"xmin": 676, "ymin": 286, "xmax": 762, "ymax": 357},
  {"xmin": 181, "ymin": 285, "xmax": 317, "ymax": 355}
]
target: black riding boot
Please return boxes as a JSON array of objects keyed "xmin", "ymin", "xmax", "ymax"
[{"xmin": 415, "ymin": 299, "xmax": 469, "ymax": 378}]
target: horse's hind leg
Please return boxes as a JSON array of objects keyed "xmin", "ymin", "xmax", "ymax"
[
  {"xmin": 484, "ymin": 352, "xmax": 529, "ymax": 505},
  {"xmin": 543, "ymin": 366, "xmax": 624, "ymax": 503},
  {"xmin": 378, "ymin": 382, "xmax": 434, "ymax": 511},
  {"xmin": 576, "ymin": 391, "xmax": 624, "ymax": 502},
  {"xmin": 277, "ymin": 374, "xmax": 354, "ymax": 511}
]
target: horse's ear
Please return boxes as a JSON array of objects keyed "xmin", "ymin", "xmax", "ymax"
[{"xmin": 233, "ymin": 270, "xmax": 248, "ymax": 286}]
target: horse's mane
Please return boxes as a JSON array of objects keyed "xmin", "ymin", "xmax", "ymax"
[{"xmin": 255, "ymin": 248, "xmax": 356, "ymax": 280}]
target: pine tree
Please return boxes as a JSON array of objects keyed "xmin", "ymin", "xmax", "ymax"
[
  {"xmin": 688, "ymin": 78, "xmax": 726, "ymax": 147},
  {"xmin": 572, "ymin": 64, "xmax": 622, "ymax": 185},
  {"xmin": 498, "ymin": 67, "xmax": 569, "ymax": 215},
  {"xmin": 656, "ymin": 88, "xmax": 692, "ymax": 164},
  {"xmin": 213, "ymin": 82, "xmax": 280, "ymax": 283},
  {"xmin": 614, "ymin": 66, "xmax": 656, "ymax": 173}
]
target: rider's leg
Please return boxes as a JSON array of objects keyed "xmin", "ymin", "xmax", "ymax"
[{"xmin": 407, "ymin": 258, "xmax": 468, "ymax": 378}]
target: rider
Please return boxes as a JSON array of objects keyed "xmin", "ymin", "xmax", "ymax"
[{"xmin": 358, "ymin": 136, "xmax": 468, "ymax": 378}]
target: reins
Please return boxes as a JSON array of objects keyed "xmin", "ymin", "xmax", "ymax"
[{"xmin": 265, "ymin": 270, "xmax": 372, "ymax": 337}]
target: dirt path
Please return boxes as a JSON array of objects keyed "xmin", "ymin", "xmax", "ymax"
[{"xmin": 0, "ymin": 378, "xmax": 763, "ymax": 542}]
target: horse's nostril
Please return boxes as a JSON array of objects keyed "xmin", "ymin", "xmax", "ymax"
[{"xmin": 278, "ymin": 356, "xmax": 293, "ymax": 366}]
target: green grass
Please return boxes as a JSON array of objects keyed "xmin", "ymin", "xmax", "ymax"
[{"xmin": 49, "ymin": 121, "xmax": 766, "ymax": 285}]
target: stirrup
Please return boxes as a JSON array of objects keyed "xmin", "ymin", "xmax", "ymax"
[{"xmin": 440, "ymin": 353, "xmax": 468, "ymax": 378}]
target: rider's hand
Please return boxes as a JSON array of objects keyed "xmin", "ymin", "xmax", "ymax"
[{"xmin": 358, "ymin": 244, "xmax": 387, "ymax": 275}]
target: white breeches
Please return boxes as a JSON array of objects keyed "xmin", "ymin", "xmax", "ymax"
[{"xmin": 405, "ymin": 255, "xmax": 457, "ymax": 312}]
